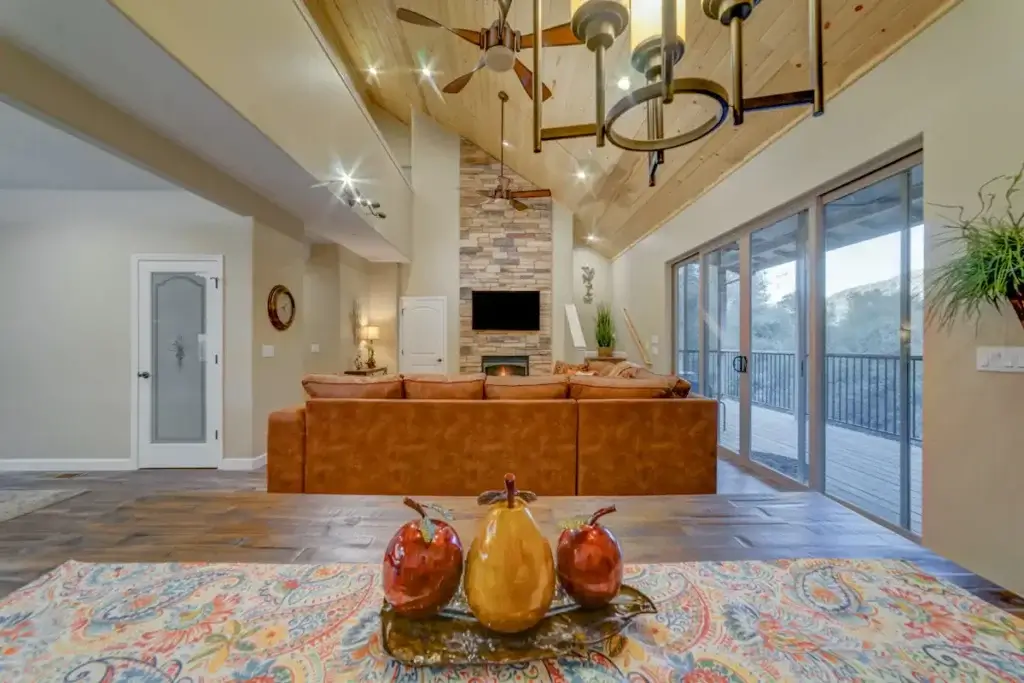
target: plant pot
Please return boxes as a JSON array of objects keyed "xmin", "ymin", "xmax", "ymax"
[
  {"xmin": 597, "ymin": 347, "xmax": 613, "ymax": 358},
  {"xmin": 1010, "ymin": 289, "xmax": 1024, "ymax": 331}
]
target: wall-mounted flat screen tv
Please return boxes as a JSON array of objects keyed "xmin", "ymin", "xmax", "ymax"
[{"xmin": 471, "ymin": 290, "xmax": 540, "ymax": 331}]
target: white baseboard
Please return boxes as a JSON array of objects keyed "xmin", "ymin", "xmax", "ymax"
[
  {"xmin": 0, "ymin": 458, "xmax": 136, "ymax": 472},
  {"xmin": 219, "ymin": 454, "xmax": 267, "ymax": 471}
]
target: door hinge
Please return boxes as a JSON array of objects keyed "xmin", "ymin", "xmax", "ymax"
[
  {"xmin": 215, "ymin": 429, "xmax": 219, "ymax": 440},
  {"xmin": 212, "ymin": 276, "xmax": 220, "ymax": 289}
]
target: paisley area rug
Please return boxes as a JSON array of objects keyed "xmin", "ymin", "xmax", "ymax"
[
  {"xmin": 0, "ymin": 559, "xmax": 1021, "ymax": 682},
  {"xmin": 0, "ymin": 489, "xmax": 84, "ymax": 523}
]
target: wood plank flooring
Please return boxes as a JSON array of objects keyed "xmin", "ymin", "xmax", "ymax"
[{"xmin": 0, "ymin": 464, "xmax": 1020, "ymax": 619}]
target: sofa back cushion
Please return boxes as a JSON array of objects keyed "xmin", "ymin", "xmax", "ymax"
[
  {"xmin": 569, "ymin": 375, "xmax": 673, "ymax": 399},
  {"xmin": 403, "ymin": 373, "xmax": 485, "ymax": 400},
  {"xmin": 302, "ymin": 374, "xmax": 403, "ymax": 399},
  {"xmin": 633, "ymin": 368, "xmax": 692, "ymax": 397},
  {"xmin": 485, "ymin": 374, "xmax": 569, "ymax": 400}
]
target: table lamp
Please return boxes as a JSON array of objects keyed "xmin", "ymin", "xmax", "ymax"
[{"xmin": 361, "ymin": 325, "xmax": 380, "ymax": 368}]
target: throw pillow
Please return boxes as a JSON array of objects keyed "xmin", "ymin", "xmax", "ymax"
[
  {"xmin": 552, "ymin": 360, "xmax": 588, "ymax": 375},
  {"xmin": 484, "ymin": 375, "xmax": 569, "ymax": 400},
  {"xmin": 633, "ymin": 367, "xmax": 692, "ymax": 397},
  {"xmin": 302, "ymin": 374, "xmax": 404, "ymax": 399},
  {"xmin": 403, "ymin": 373, "xmax": 485, "ymax": 400},
  {"xmin": 585, "ymin": 358, "xmax": 621, "ymax": 376},
  {"xmin": 606, "ymin": 361, "xmax": 642, "ymax": 378},
  {"xmin": 568, "ymin": 375, "xmax": 673, "ymax": 399}
]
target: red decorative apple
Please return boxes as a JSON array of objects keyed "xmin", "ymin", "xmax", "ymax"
[
  {"xmin": 382, "ymin": 497, "xmax": 463, "ymax": 618},
  {"xmin": 556, "ymin": 506, "xmax": 623, "ymax": 608}
]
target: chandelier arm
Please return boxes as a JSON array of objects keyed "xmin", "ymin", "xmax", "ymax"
[
  {"xmin": 662, "ymin": 0, "xmax": 675, "ymax": 104},
  {"xmin": 810, "ymin": 0, "xmax": 824, "ymax": 115},
  {"xmin": 533, "ymin": 0, "xmax": 542, "ymax": 151},
  {"xmin": 731, "ymin": 16, "xmax": 744, "ymax": 125},
  {"xmin": 605, "ymin": 78, "xmax": 729, "ymax": 153}
]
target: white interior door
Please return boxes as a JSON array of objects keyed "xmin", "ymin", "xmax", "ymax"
[
  {"xmin": 399, "ymin": 296, "xmax": 447, "ymax": 374},
  {"xmin": 136, "ymin": 257, "xmax": 222, "ymax": 468}
]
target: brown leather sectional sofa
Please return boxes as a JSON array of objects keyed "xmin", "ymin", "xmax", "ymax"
[{"xmin": 267, "ymin": 371, "xmax": 718, "ymax": 497}]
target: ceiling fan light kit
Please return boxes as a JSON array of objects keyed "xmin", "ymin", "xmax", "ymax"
[{"xmin": 533, "ymin": 0, "xmax": 826, "ymax": 186}]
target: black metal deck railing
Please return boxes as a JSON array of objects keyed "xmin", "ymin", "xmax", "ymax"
[{"xmin": 678, "ymin": 350, "xmax": 922, "ymax": 442}]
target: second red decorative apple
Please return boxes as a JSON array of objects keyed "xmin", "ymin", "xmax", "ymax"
[
  {"xmin": 382, "ymin": 497, "xmax": 463, "ymax": 618},
  {"xmin": 556, "ymin": 505, "xmax": 623, "ymax": 608}
]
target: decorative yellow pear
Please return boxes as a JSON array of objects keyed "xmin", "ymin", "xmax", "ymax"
[{"xmin": 465, "ymin": 473, "xmax": 555, "ymax": 633}]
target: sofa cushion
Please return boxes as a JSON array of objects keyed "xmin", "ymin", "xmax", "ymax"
[
  {"xmin": 569, "ymin": 375, "xmax": 673, "ymax": 399},
  {"xmin": 301, "ymin": 374, "xmax": 404, "ymax": 399},
  {"xmin": 633, "ymin": 368, "xmax": 692, "ymax": 397},
  {"xmin": 606, "ymin": 360, "xmax": 643, "ymax": 378},
  {"xmin": 585, "ymin": 358, "xmax": 621, "ymax": 376},
  {"xmin": 403, "ymin": 373, "xmax": 485, "ymax": 400},
  {"xmin": 485, "ymin": 375, "xmax": 569, "ymax": 400}
]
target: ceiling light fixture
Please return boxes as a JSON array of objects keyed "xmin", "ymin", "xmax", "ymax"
[
  {"xmin": 502, "ymin": 140, "xmax": 510, "ymax": 147},
  {"xmin": 586, "ymin": 233, "xmax": 598, "ymax": 242},
  {"xmin": 419, "ymin": 66, "xmax": 433, "ymax": 78},
  {"xmin": 575, "ymin": 170, "xmax": 587, "ymax": 180},
  {"xmin": 367, "ymin": 65, "xmax": 379, "ymax": 77},
  {"xmin": 531, "ymin": 0, "xmax": 825, "ymax": 187},
  {"xmin": 617, "ymin": 76, "xmax": 630, "ymax": 91}
]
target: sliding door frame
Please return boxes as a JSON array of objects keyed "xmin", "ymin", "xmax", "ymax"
[{"xmin": 669, "ymin": 143, "xmax": 924, "ymax": 537}]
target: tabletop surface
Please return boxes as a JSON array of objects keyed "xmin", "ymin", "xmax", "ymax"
[{"xmin": 0, "ymin": 484, "xmax": 1020, "ymax": 617}]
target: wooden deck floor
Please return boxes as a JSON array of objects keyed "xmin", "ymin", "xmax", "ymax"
[{"xmin": 718, "ymin": 399, "xmax": 922, "ymax": 533}]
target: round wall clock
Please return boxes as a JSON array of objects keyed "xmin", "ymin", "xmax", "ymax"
[{"xmin": 267, "ymin": 284, "xmax": 296, "ymax": 331}]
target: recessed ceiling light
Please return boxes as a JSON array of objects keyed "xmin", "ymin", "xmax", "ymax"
[
  {"xmin": 367, "ymin": 66, "xmax": 379, "ymax": 77},
  {"xmin": 617, "ymin": 76, "xmax": 630, "ymax": 91},
  {"xmin": 420, "ymin": 66, "xmax": 432, "ymax": 78},
  {"xmin": 502, "ymin": 140, "xmax": 510, "ymax": 147},
  {"xmin": 586, "ymin": 234, "xmax": 599, "ymax": 242},
  {"xmin": 575, "ymin": 170, "xmax": 587, "ymax": 180},
  {"xmin": 338, "ymin": 172, "xmax": 353, "ymax": 186}
]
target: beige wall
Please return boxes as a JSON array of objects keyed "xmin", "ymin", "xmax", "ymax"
[
  {"xmin": 303, "ymin": 244, "xmax": 342, "ymax": 374},
  {"xmin": 367, "ymin": 103, "xmax": 411, "ymax": 178},
  {"xmin": 367, "ymin": 263, "xmax": 400, "ymax": 372},
  {"xmin": 402, "ymin": 112, "xmax": 461, "ymax": 372},
  {"xmin": 251, "ymin": 220, "xmax": 306, "ymax": 456},
  {"xmin": 612, "ymin": 0, "xmax": 1024, "ymax": 593},
  {"xmin": 338, "ymin": 245, "xmax": 369, "ymax": 368},
  {"xmin": 0, "ymin": 190, "xmax": 254, "ymax": 463},
  {"xmin": 574, "ymin": 246, "xmax": 612, "ymax": 355},
  {"xmin": 551, "ymin": 202, "xmax": 574, "ymax": 363}
]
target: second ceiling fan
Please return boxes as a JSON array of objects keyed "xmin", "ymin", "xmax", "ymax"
[
  {"xmin": 479, "ymin": 91, "xmax": 552, "ymax": 211},
  {"xmin": 396, "ymin": 0, "xmax": 580, "ymax": 100}
]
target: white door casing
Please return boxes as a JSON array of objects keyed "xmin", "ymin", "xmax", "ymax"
[
  {"xmin": 399, "ymin": 296, "xmax": 447, "ymax": 374},
  {"xmin": 133, "ymin": 256, "xmax": 223, "ymax": 468}
]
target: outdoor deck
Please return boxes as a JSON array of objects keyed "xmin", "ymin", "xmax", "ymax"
[{"xmin": 719, "ymin": 399, "xmax": 922, "ymax": 533}]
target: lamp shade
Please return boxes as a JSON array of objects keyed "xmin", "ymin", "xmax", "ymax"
[
  {"xmin": 360, "ymin": 325, "xmax": 380, "ymax": 341},
  {"xmin": 629, "ymin": 0, "xmax": 686, "ymax": 53}
]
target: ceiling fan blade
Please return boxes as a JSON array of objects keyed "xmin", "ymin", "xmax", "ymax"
[
  {"xmin": 512, "ymin": 199, "xmax": 530, "ymax": 211},
  {"xmin": 520, "ymin": 23, "xmax": 582, "ymax": 49},
  {"xmin": 510, "ymin": 189, "xmax": 552, "ymax": 199},
  {"xmin": 396, "ymin": 8, "xmax": 443, "ymax": 27},
  {"xmin": 477, "ymin": 190, "xmax": 494, "ymax": 197},
  {"xmin": 513, "ymin": 59, "xmax": 553, "ymax": 102},
  {"xmin": 442, "ymin": 58, "xmax": 486, "ymax": 94},
  {"xmin": 397, "ymin": 8, "xmax": 482, "ymax": 46}
]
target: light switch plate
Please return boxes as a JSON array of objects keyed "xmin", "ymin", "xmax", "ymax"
[
  {"xmin": 976, "ymin": 346, "xmax": 1024, "ymax": 372},
  {"xmin": 650, "ymin": 335, "xmax": 659, "ymax": 345},
  {"xmin": 311, "ymin": 343, "xmax": 320, "ymax": 353},
  {"xmin": 261, "ymin": 344, "xmax": 275, "ymax": 358}
]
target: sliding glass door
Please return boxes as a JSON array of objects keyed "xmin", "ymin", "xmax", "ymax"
[
  {"xmin": 704, "ymin": 243, "xmax": 741, "ymax": 454},
  {"xmin": 674, "ymin": 257, "xmax": 701, "ymax": 394},
  {"xmin": 823, "ymin": 161, "xmax": 923, "ymax": 530},
  {"xmin": 672, "ymin": 151, "xmax": 923, "ymax": 534},
  {"xmin": 749, "ymin": 213, "xmax": 809, "ymax": 483}
]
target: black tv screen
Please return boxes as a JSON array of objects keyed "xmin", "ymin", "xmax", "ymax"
[{"xmin": 472, "ymin": 291, "xmax": 540, "ymax": 331}]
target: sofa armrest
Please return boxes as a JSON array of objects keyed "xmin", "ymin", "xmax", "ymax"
[{"xmin": 267, "ymin": 405, "xmax": 306, "ymax": 493}]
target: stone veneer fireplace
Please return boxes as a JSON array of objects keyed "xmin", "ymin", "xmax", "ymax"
[
  {"xmin": 481, "ymin": 355, "xmax": 530, "ymax": 376},
  {"xmin": 459, "ymin": 139, "xmax": 553, "ymax": 374}
]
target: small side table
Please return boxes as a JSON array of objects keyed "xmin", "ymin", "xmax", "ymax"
[{"xmin": 344, "ymin": 367, "xmax": 388, "ymax": 376}]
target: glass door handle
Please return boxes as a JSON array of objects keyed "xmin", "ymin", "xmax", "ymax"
[
  {"xmin": 137, "ymin": 371, "xmax": 151, "ymax": 379},
  {"xmin": 732, "ymin": 355, "xmax": 748, "ymax": 373}
]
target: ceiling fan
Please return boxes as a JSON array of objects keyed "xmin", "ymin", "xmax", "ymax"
[
  {"xmin": 479, "ymin": 91, "xmax": 552, "ymax": 211},
  {"xmin": 395, "ymin": 0, "xmax": 580, "ymax": 100}
]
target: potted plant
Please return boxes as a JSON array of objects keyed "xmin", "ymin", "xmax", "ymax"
[
  {"xmin": 929, "ymin": 164, "xmax": 1024, "ymax": 332},
  {"xmin": 595, "ymin": 303, "xmax": 616, "ymax": 357}
]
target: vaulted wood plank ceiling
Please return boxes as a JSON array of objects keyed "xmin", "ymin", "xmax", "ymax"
[{"xmin": 307, "ymin": 0, "xmax": 956, "ymax": 257}]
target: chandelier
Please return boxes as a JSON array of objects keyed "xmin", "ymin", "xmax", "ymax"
[{"xmin": 531, "ymin": 0, "xmax": 824, "ymax": 186}]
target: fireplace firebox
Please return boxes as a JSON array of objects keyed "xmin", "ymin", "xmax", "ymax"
[{"xmin": 481, "ymin": 355, "xmax": 529, "ymax": 377}]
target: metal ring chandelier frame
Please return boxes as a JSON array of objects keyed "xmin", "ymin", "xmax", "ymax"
[{"xmin": 531, "ymin": 0, "xmax": 825, "ymax": 187}]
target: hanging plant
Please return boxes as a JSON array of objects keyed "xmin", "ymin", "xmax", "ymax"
[{"xmin": 928, "ymin": 163, "xmax": 1024, "ymax": 332}]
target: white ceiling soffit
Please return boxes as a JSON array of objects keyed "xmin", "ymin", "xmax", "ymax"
[
  {"xmin": 0, "ymin": 0, "xmax": 404, "ymax": 262},
  {"xmin": 0, "ymin": 99, "xmax": 172, "ymax": 191}
]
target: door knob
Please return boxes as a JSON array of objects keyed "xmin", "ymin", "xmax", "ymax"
[
  {"xmin": 137, "ymin": 371, "xmax": 151, "ymax": 379},
  {"xmin": 437, "ymin": 358, "xmax": 443, "ymax": 363}
]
